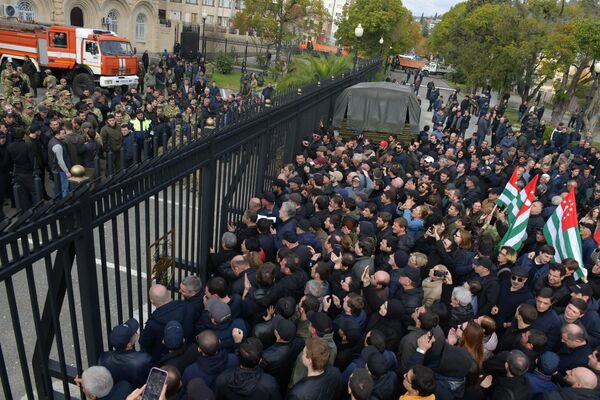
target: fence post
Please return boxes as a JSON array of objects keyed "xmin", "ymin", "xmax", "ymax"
[
  {"xmin": 198, "ymin": 136, "xmax": 217, "ymax": 281},
  {"xmin": 73, "ymin": 184, "xmax": 104, "ymax": 365}
]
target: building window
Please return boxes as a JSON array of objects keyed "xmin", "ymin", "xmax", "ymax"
[
  {"xmin": 218, "ymin": 0, "xmax": 230, "ymax": 8},
  {"xmin": 135, "ymin": 14, "xmax": 146, "ymax": 41},
  {"xmin": 217, "ymin": 16, "xmax": 230, "ymax": 27},
  {"xmin": 206, "ymin": 15, "xmax": 214, "ymax": 24},
  {"xmin": 191, "ymin": 13, "xmax": 198, "ymax": 23},
  {"xmin": 106, "ymin": 9, "xmax": 118, "ymax": 33},
  {"xmin": 202, "ymin": 0, "xmax": 214, "ymax": 6},
  {"xmin": 186, "ymin": 0, "xmax": 198, "ymax": 3},
  {"xmin": 16, "ymin": 1, "xmax": 34, "ymax": 21}
]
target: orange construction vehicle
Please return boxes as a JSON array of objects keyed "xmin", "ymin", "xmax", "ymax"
[{"xmin": 0, "ymin": 18, "xmax": 138, "ymax": 96}]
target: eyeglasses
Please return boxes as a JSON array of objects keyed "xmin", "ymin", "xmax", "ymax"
[{"xmin": 511, "ymin": 275, "xmax": 526, "ymax": 283}]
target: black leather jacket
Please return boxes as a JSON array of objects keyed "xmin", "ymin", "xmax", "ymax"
[{"xmin": 97, "ymin": 349, "xmax": 152, "ymax": 388}]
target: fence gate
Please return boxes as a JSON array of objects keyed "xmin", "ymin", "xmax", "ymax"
[{"xmin": 0, "ymin": 60, "xmax": 379, "ymax": 399}]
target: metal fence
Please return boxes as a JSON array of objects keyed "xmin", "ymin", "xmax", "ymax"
[{"xmin": 0, "ymin": 61, "xmax": 379, "ymax": 399}]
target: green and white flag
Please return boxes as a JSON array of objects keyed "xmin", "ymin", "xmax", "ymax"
[
  {"xmin": 543, "ymin": 186, "xmax": 587, "ymax": 281},
  {"xmin": 497, "ymin": 166, "xmax": 519, "ymax": 209},
  {"xmin": 499, "ymin": 175, "xmax": 538, "ymax": 252}
]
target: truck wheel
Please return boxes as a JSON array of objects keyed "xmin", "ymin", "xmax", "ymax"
[
  {"xmin": 72, "ymin": 73, "xmax": 95, "ymax": 97},
  {"xmin": 422, "ymin": 70, "xmax": 429, "ymax": 77}
]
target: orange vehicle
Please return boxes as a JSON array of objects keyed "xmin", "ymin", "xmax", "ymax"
[
  {"xmin": 299, "ymin": 40, "xmax": 349, "ymax": 56},
  {"xmin": 0, "ymin": 18, "xmax": 138, "ymax": 96}
]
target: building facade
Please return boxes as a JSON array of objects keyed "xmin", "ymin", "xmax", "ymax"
[
  {"xmin": 0, "ymin": 0, "xmax": 243, "ymax": 53},
  {"xmin": 322, "ymin": 0, "xmax": 349, "ymax": 44}
]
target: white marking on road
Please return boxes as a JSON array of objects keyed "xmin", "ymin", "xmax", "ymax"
[{"xmin": 21, "ymin": 238, "xmax": 148, "ymax": 279}]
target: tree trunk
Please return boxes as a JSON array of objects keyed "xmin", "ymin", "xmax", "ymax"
[
  {"xmin": 550, "ymin": 60, "xmax": 589, "ymax": 125},
  {"xmin": 583, "ymin": 76, "xmax": 600, "ymax": 138}
]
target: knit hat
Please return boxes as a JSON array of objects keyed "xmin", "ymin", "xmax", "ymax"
[{"xmin": 537, "ymin": 351, "xmax": 560, "ymax": 376}]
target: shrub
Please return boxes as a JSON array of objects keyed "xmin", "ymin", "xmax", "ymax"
[{"xmin": 214, "ymin": 52, "xmax": 235, "ymax": 74}]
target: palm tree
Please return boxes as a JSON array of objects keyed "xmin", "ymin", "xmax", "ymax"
[{"xmin": 277, "ymin": 54, "xmax": 353, "ymax": 91}]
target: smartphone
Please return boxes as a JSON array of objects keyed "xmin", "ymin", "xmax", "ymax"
[
  {"xmin": 433, "ymin": 270, "xmax": 448, "ymax": 278},
  {"xmin": 141, "ymin": 367, "xmax": 168, "ymax": 400}
]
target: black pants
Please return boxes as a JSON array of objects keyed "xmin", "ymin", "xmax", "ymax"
[{"xmin": 13, "ymin": 173, "xmax": 36, "ymax": 210}]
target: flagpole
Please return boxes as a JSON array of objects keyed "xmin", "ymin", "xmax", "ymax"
[{"xmin": 482, "ymin": 204, "xmax": 498, "ymax": 230}]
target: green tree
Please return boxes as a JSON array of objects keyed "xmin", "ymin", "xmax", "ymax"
[
  {"xmin": 334, "ymin": 0, "xmax": 420, "ymax": 57},
  {"xmin": 232, "ymin": 0, "xmax": 330, "ymax": 64},
  {"xmin": 277, "ymin": 54, "xmax": 352, "ymax": 90}
]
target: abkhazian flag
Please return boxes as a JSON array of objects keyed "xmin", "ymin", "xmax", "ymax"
[
  {"xmin": 499, "ymin": 175, "xmax": 538, "ymax": 252},
  {"xmin": 543, "ymin": 186, "xmax": 587, "ymax": 281},
  {"xmin": 497, "ymin": 167, "xmax": 519, "ymax": 209}
]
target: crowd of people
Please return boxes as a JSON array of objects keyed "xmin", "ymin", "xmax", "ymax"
[
  {"xmin": 0, "ymin": 51, "xmax": 275, "ymax": 218},
  {"xmin": 73, "ymin": 84, "xmax": 600, "ymax": 400}
]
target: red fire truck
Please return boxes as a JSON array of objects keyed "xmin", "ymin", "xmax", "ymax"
[{"xmin": 0, "ymin": 18, "xmax": 138, "ymax": 96}]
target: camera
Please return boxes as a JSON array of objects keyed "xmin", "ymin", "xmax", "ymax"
[{"xmin": 433, "ymin": 270, "xmax": 448, "ymax": 278}]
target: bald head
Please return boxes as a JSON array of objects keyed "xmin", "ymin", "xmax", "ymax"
[
  {"xmin": 373, "ymin": 271, "xmax": 390, "ymax": 287},
  {"xmin": 248, "ymin": 197, "xmax": 261, "ymax": 212},
  {"xmin": 149, "ymin": 284, "xmax": 171, "ymax": 307},
  {"xmin": 231, "ymin": 255, "xmax": 250, "ymax": 275},
  {"xmin": 569, "ymin": 367, "xmax": 598, "ymax": 389},
  {"xmin": 196, "ymin": 330, "xmax": 219, "ymax": 356}
]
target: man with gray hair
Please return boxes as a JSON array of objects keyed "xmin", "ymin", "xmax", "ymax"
[
  {"xmin": 207, "ymin": 231, "xmax": 239, "ymax": 277},
  {"xmin": 75, "ymin": 365, "xmax": 132, "ymax": 400},
  {"xmin": 180, "ymin": 275, "xmax": 204, "ymax": 325},
  {"xmin": 275, "ymin": 201, "xmax": 297, "ymax": 249},
  {"xmin": 449, "ymin": 286, "xmax": 473, "ymax": 327},
  {"xmin": 482, "ymin": 349, "xmax": 531, "ymax": 399}
]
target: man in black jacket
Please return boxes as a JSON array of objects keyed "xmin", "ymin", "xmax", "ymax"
[
  {"xmin": 139, "ymin": 284, "xmax": 195, "ymax": 362},
  {"xmin": 97, "ymin": 318, "xmax": 152, "ymax": 388},
  {"xmin": 215, "ymin": 337, "xmax": 281, "ymax": 400},
  {"xmin": 473, "ymin": 257, "xmax": 500, "ymax": 317},
  {"xmin": 482, "ymin": 349, "xmax": 532, "ymax": 400},
  {"xmin": 158, "ymin": 321, "xmax": 199, "ymax": 376},
  {"xmin": 287, "ymin": 337, "xmax": 343, "ymax": 400},
  {"xmin": 7, "ymin": 127, "xmax": 36, "ymax": 209},
  {"xmin": 260, "ymin": 318, "xmax": 304, "ymax": 394}
]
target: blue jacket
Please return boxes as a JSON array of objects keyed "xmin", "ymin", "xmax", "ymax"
[
  {"xmin": 139, "ymin": 300, "xmax": 195, "ymax": 362},
  {"xmin": 530, "ymin": 304, "xmax": 562, "ymax": 351},
  {"xmin": 97, "ymin": 349, "xmax": 152, "ymax": 388},
  {"xmin": 557, "ymin": 343, "xmax": 593, "ymax": 374},
  {"xmin": 526, "ymin": 370, "xmax": 558, "ymax": 399},
  {"xmin": 274, "ymin": 218, "xmax": 297, "ymax": 249},
  {"xmin": 297, "ymin": 232, "xmax": 322, "ymax": 254},
  {"xmin": 495, "ymin": 281, "xmax": 534, "ymax": 325},
  {"xmin": 182, "ymin": 349, "xmax": 239, "ymax": 389},
  {"xmin": 580, "ymin": 299, "xmax": 600, "ymax": 347}
]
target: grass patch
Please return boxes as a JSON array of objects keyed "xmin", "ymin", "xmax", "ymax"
[{"xmin": 210, "ymin": 72, "xmax": 242, "ymax": 91}]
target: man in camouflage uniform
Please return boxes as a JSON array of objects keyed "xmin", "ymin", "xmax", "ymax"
[
  {"xmin": 21, "ymin": 103, "xmax": 35, "ymax": 128},
  {"xmin": 16, "ymin": 66, "xmax": 31, "ymax": 93},
  {"xmin": 85, "ymin": 98, "xmax": 103, "ymax": 124},
  {"xmin": 23, "ymin": 92, "xmax": 36, "ymax": 110},
  {"xmin": 113, "ymin": 108, "xmax": 130, "ymax": 126},
  {"xmin": 55, "ymin": 90, "xmax": 72, "ymax": 109},
  {"xmin": 41, "ymin": 91, "xmax": 56, "ymax": 109},
  {"xmin": 164, "ymin": 97, "xmax": 180, "ymax": 119},
  {"xmin": 42, "ymin": 69, "xmax": 57, "ymax": 89},
  {"xmin": 59, "ymin": 101, "xmax": 77, "ymax": 120},
  {"xmin": 7, "ymin": 87, "xmax": 22, "ymax": 105},
  {"xmin": 100, "ymin": 113, "xmax": 122, "ymax": 172},
  {"xmin": 1, "ymin": 62, "xmax": 14, "ymax": 94}
]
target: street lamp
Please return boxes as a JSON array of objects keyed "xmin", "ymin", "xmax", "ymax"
[
  {"xmin": 201, "ymin": 10, "xmax": 208, "ymax": 60},
  {"xmin": 353, "ymin": 23, "xmax": 363, "ymax": 71}
]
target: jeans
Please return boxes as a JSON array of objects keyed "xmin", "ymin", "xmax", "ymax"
[{"xmin": 59, "ymin": 171, "xmax": 69, "ymax": 198}]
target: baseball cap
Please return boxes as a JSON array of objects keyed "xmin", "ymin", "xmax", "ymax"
[
  {"xmin": 288, "ymin": 193, "xmax": 303, "ymax": 204},
  {"xmin": 298, "ymin": 218, "xmax": 312, "ymax": 232},
  {"xmin": 274, "ymin": 318, "xmax": 297, "ymax": 342},
  {"xmin": 109, "ymin": 318, "xmax": 139, "ymax": 349},
  {"xmin": 337, "ymin": 317, "xmax": 361, "ymax": 343},
  {"xmin": 38, "ymin": 105, "xmax": 49, "ymax": 113},
  {"xmin": 423, "ymin": 156, "xmax": 435, "ymax": 164},
  {"xmin": 307, "ymin": 311, "xmax": 332, "ymax": 335},
  {"xmin": 393, "ymin": 250, "xmax": 409, "ymax": 268},
  {"xmin": 314, "ymin": 156, "xmax": 327, "ymax": 166},
  {"xmin": 398, "ymin": 266, "xmax": 421, "ymax": 286},
  {"xmin": 511, "ymin": 265, "xmax": 529, "ymax": 278},
  {"xmin": 537, "ymin": 351, "xmax": 560, "ymax": 375},
  {"xmin": 362, "ymin": 346, "xmax": 388, "ymax": 378},
  {"xmin": 572, "ymin": 283, "xmax": 594, "ymax": 298},
  {"xmin": 282, "ymin": 230, "xmax": 298, "ymax": 243},
  {"xmin": 163, "ymin": 320, "xmax": 184, "ymax": 349},
  {"xmin": 473, "ymin": 257, "xmax": 493, "ymax": 271},
  {"xmin": 206, "ymin": 298, "xmax": 231, "ymax": 324}
]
